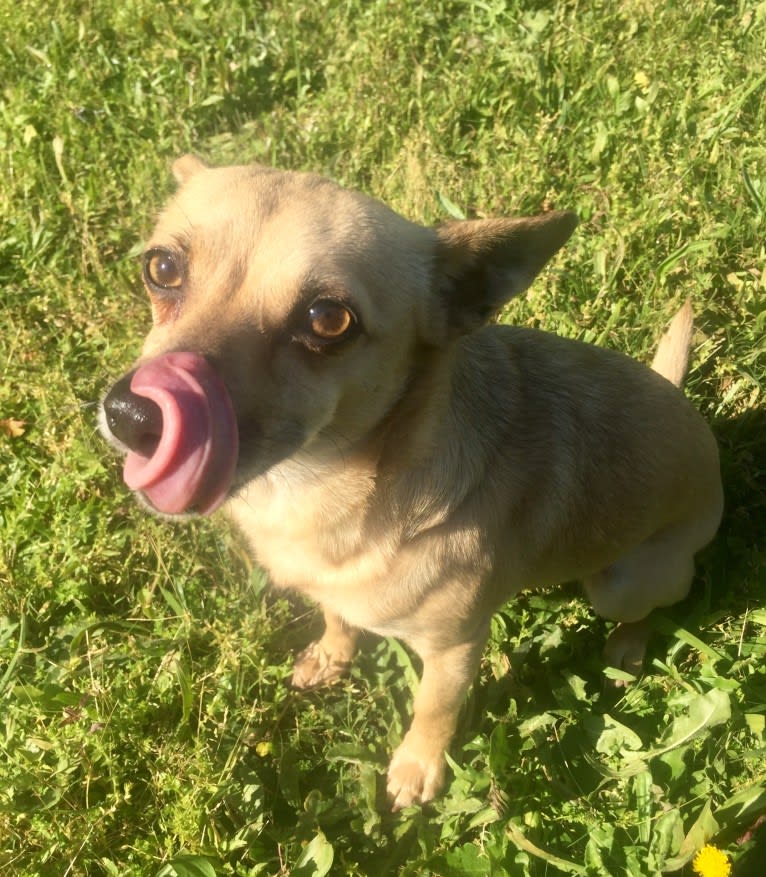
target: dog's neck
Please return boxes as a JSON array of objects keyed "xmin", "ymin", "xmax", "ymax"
[{"xmin": 228, "ymin": 332, "xmax": 518, "ymax": 563}]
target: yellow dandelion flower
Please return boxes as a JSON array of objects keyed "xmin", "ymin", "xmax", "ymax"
[{"xmin": 692, "ymin": 844, "xmax": 731, "ymax": 877}]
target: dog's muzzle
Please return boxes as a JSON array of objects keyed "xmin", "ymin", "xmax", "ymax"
[{"xmin": 101, "ymin": 352, "xmax": 239, "ymax": 515}]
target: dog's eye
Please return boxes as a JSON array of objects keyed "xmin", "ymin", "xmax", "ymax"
[
  {"xmin": 144, "ymin": 249, "xmax": 183, "ymax": 290},
  {"xmin": 307, "ymin": 300, "xmax": 356, "ymax": 340}
]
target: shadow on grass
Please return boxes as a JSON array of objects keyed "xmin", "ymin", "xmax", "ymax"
[{"xmin": 710, "ymin": 405, "xmax": 766, "ymax": 610}]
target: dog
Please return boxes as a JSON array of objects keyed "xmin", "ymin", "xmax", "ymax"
[{"xmin": 100, "ymin": 155, "xmax": 723, "ymax": 810}]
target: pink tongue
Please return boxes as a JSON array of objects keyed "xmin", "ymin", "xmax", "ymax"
[{"xmin": 122, "ymin": 352, "xmax": 238, "ymax": 515}]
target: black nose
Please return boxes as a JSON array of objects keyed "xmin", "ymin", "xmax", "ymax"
[{"xmin": 103, "ymin": 371, "xmax": 163, "ymax": 457}]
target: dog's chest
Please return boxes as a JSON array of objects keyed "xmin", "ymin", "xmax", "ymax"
[{"xmin": 226, "ymin": 467, "xmax": 407, "ymax": 630}]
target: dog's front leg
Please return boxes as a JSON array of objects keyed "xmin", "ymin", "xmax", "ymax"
[
  {"xmin": 291, "ymin": 608, "xmax": 360, "ymax": 689},
  {"xmin": 387, "ymin": 636, "xmax": 486, "ymax": 810}
]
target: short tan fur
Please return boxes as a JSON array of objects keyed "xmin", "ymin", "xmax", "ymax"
[{"xmin": 102, "ymin": 157, "xmax": 723, "ymax": 809}]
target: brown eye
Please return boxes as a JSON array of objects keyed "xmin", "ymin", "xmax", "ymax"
[
  {"xmin": 144, "ymin": 249, "xmax": 183, "ymax": 290},
  {"xmin": 307, "ymin": 300, "xmax": 355, "ymax": 339}
]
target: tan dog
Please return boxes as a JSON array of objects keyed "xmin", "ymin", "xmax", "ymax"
[{"xmin": 100, "ymin": 156, "xmax": 723, "ymax": 810}]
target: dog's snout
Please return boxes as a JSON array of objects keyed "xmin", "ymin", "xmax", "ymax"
[{"xmin": 103, "ymin": 372, "xmax": 163, "ymax": 457}]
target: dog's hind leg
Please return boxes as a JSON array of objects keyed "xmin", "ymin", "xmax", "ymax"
[
  {"xmin": 291, "ymin": 608, "xmax": 360, "ymax": 689},
  {"xmin": 602, "ymin": 618, "xmax": 653, "ymax": 679},
  {"xmin": 583, "ymin": 524, "xmax": 701, "ymax": 676}
]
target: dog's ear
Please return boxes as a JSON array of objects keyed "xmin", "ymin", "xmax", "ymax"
[
  {"xmin": 434, "ymin": 211, "xmax": 577, "ymax": 334},
  {"xmin": 172, "ymin": 154, "xmax": 209, "ymax": 185}
]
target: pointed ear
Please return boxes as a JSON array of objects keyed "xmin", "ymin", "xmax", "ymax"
[
  {"xmin": 172, "ymin": 154, "xmax": 209, "ymax": 185},
  {"xmin": 434, "ymin": 211, "xmax": 577, "ymax": 333}
]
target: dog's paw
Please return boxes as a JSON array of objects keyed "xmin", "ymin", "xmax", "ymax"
[
  {"xmin": 604, "ymin": 619, "xmax": 650, "ymax": 688},
  {"xmin": 386, "ymin": 733, "xmax": 446, "ymax": 811},
  {"xmin": 290, "ymin": 640, "xmax": 352, "ymax": 689}
]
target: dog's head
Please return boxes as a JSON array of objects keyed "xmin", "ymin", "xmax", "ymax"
[{"xmin": 100, "ymin": 155, "xmax": 576, "ymax": 515}]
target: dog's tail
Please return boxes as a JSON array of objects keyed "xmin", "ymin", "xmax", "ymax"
[{"xmin": 651, "ymin": 298, "xmax": 694, "ymax": 388}]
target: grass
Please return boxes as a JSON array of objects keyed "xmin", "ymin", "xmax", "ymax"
[{"xmin": 1, "ymin": 0, "xmax": 765, "ymax": 873}]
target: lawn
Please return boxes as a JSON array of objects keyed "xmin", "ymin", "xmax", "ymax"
[{"xmin": 1, "ymin": 0, "xmax": 765, "ymax": 874}]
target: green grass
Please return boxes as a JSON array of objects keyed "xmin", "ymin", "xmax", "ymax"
[{"xmin": 1, "ymin": 0, "xmax": 765, "ymax": 874}]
